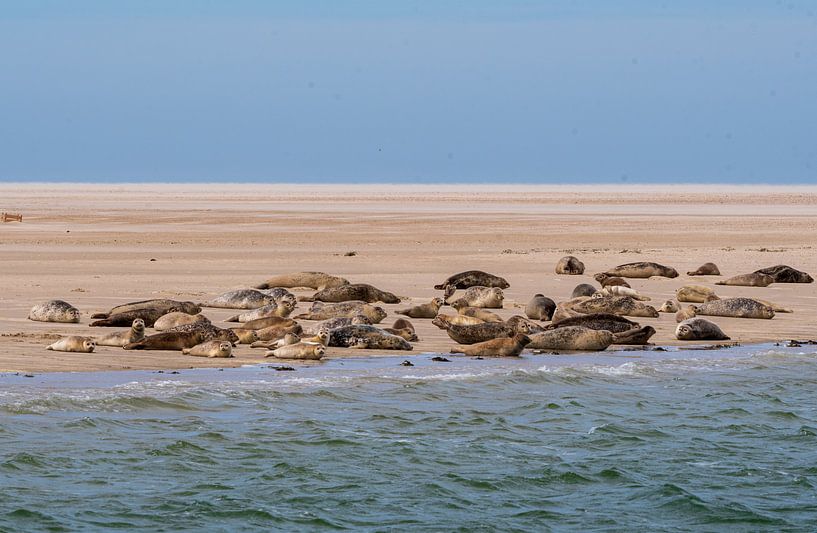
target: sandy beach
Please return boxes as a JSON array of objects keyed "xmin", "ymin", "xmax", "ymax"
[{"xmin": 1, "ymin": 183, "xmax": 816, "ymax": 373}]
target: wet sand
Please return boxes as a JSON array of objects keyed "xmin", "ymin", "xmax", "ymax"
[{"xmin": 1, "ymin": 183, "xmax": 816, "ymax": 373}]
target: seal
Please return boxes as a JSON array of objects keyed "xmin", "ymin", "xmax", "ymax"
[
  {"xmin": 254, "ymin": 287, "xmax": 296, "ymax": 302},
  {"xmin": 46, "ymin": 336, "xmax": 96, "ymax": 353},
  {"xmin": 754, "ymin": 265, "xmax": 814, "ymax": 284},
  {"xmin": 295, "ymin": 302, "xmax": 387, "ymax": 323},
  {"xmin": 659, "ymin": 300, "xmax": 679, "ymax": 313},
  {"xmin": 449, "ymin": 287, "xmax": 504, "ymax": 309},
  {"xmin": 201, "ymin": 289, "xmax": 276, "ymax": 309},
  {"xmin": 571, "ymin": 284, "xmax": 597, "ymax": 298},
  {"xmin": 676, "ymin": 285, "xmax": 719, "ymax": 303},
  {"xmin": 302, "ymin": 284, "xmax": 400, "ymax": 304},
  {"xmin": 230, "ymin": 328, "xmax": 259, "ymax": 344},
  {"xmin": 593, "ymin": 273, "xmax": 631, "ymax": 288},
  {"xmin": 434, "ymin": 270, "xmax": 509, "ymax": 299},
  {"xmin": 328, "ymin": 325, "xmax": 412, "ymax": 350},
  {"xmin": 570, "ymin": 296, "xmax": 659, "ymax": 318},
  {"xmin": 165, "ymin": 322, "xmax": 240, "ymax": 344},
  {"xmin": 29, "ymin": 300, "xmax": 81, "ymax": 323},
  {"xmin": 525, "ymin": 294, "xmax": 556, "ymax": 321},
  {"xmin": 456, "ymin": 307, "xmax": 504, "ymax": 323},
  {"xmin": 271, "ymin": 333, "xmax": 301, "ymax": 348},
  {"xmin": 505, "ymin": 315, "xmax": 545, "ymax": 334},
  {"xmin": 124, "ymin": 331, "xmax": 204, "ymax": 350},
  {"xmin": 451, "ymin": 333, "xmax": 530, "ymax": 357},
  {"xmin": 396, "ymin": 298, "xmax": 444, "ymax": 319},
  {"xmin": 91, "ymin": 299, "xmax": 200, "ymax": 320},
  {"xmin": 435, "ymin": 313, "xmax": 485, "ymax": 326},
  {"xmin": 237, "ymin": 317, "xmax": 298, "ymax": 331},
  {"xmin": 527, "ymin": 327, "xmax": 613, "ymax": 351},
  {"xmin": 693, "ymin": 297, "xmax": 775, "ymax": 319},
  {"xmin": 254, "ymin": 272, "xmax": 349, "ymax": 290},
  {"xmin": 715, "ymin": 273, "xmax": 774, "ymax": 287},
  {"xmin": 183, "ymin": 341, "xmax": 233, "ymax": 358},
  {"xmin": 752, "ymin": 299, "xmax": 793, "ymax": 313},
  {"xmin": 551, "ymin": 305, "xmax": 583, "ymax": 323},
  {"xmin": 95, "ymin": 319, "xmax": 146, "ymax": 347},
  {"xmin": 224, "ymin": 300, "xmax": 295, "ymax": 322},
  {"xmin": 90, "ymin": 308, "xmax": 181, "ymax": 328},
  {"xmin": 687, "ymin": 263, "xmax": 721, "ymax": 276},
  {"xmin": 597, "ymin": 286, "xmax": 650, "ymax": 301},
  {"xmin": 611, "ymin": 325, "xmax": 656, "ymax": 345},
  {"xmin": 391, "ymin": 318, "xmax": 415, "ymax": 333},
  {"xmin": 601, "ymin": 262, "xmax": 679, "ymax": 279},
  {"xmin": 300, "ymin": 330, "xmax": 330, "ymax": 345},
  {"xmin": 302, "ymin": 315, "xmax": 371, "ymax": 335},
  {"xmin": 154, "ymin": 312, "xmax": 210, "ymax": 331},
  {"xmin": 555, "ymin": 256, "xmax": 585, "ymax": 275},
  {"xmin": 253, "ymin": 323, "xmax": 303, "ymax": 342},
  {"xmin": 267, "ymin": 343, "xmax": 327, "ymax": 360},
  {"xmin": 432, "ymin": 317, "xmax": 526, "ymax": 344},
  {"xmin": 546, "ymin": 313, "xmax": 639, "ymax": 333},
  {"xmin": 675, "ymin": 318, "xmax": 730, "ymax": 341},
  {"xmin": 675, "ymin": 305, "xmax": 697, "ymax": 322},
  {"xmin": 383, "ymin": 327, "xmax": 418, "ymax": 341}
]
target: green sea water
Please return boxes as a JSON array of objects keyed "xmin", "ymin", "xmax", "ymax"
[{"xmin": 2, "ymin": 346, "xmax": 817, "ymax": 531}]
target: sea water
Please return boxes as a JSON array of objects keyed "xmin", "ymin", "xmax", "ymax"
[{"xmin": 1, "ymin": 345, "xmax": 817, "ymax": 531}]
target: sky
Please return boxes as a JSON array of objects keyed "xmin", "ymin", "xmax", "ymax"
[{"xmin": 0, "ymin": 1, "xmax": 816, "ymax": 183}]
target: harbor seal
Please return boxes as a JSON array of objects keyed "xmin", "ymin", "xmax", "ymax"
[
  {"xmin": 601, "ymin": 262, "xmax": 679, "ymax": 279},
  {"xmin": 687, "ymin": 263, "xmax": 721, "ymax": 276},
  {"xmin": 254, "ymin": 323, "xmax": 303, "ymax": 342},
  {"xmin": 124, "ymin": 331, "xmax": 204, "ymax": 351},
  {"xmin": 230, "ymin": 328, "xmax": 259, "ymax": 344},
  {"xmin": 675, "ymin": 305, "xmax": 697, "ymax": 322},
  {"xmin": 396, "ymin": 298, "xmax": 444, "ymax": 319},
  {"xmin": 546, "ymin": 313, "xmax": 639, "ymax": 333},
  {"xmin": 303, "ymin": 315, "xmax": 372, "ymax": 335},
  {"xmin": 267, "ymin": 343, "xmax": 327, "ymax": 360},
  {"xmin": 254, "ymin": 272, "xmax": 349, "ymax": 290},
  {"xmin": 300, "ymin": 329, "xmax": 330, "ymax": 345},
  {"xmin": 505, "ymin": 315, "xmax": 545, "ymax": 334},
  {"xmin": 434, "ymin": 270, "xmax": 509, "ymax": 299},
  {"xmin": 201, "ymin": 289, "xmax": 276, "ymax": 309},
  {"xmin": 224, "ymin": 300, "xmax": 295, "ymax": 322},
  {"xmin": 551, "ymin": 305, "xmax": 583, "ymax": 323},
  {"xmin": 166, "ymin": 322, "xmax": 240, "ymax": 344},
  {"xmin": 183, "ymin": 341, "xmax": 233, "ymax": 358},
  {"xmin": 383, "ymin": 326, "xmax": 418, "ymax": 341},
  {"xmin": 154, "ymin": 312, "xmax": 210, "ymax": 331},
  {"xmin": 611, "ymin": 325, "xmax": 656, "ymax": 345},
  {"xmin": 328, "ymin": 326, "xmax": 412, "ymax": 350},
  {"xmin": 693, "ymin": 298, "xmax": 775, "ymax": 319},
  {"xmin": 451, "ymin": 333, "xmax": 531, "ymax": 357},
  {"xmin": 449, "ymin": 287, "xmax": 504, "ymax": 309},
  {"xmin": 434, "ymin": 313, "xmax": 484, "ymax": 326},
  {"xmin": 754, "ymin": 265, "xmax": 814, "ymax": 284},
  {"xmin": 675, "ymin": 318, "xmax": 730, "ymax": 341},
  {"xmin": 457, "ymin": 307, "xmax": 504, "ymax": 323},
  {"xmin": 597, "ymin": 286, "xmax": 651, "ymax": 301},
  {"xmin": 752, "ymin": 299, "xmax": 793, "ymax": 313},
  {"xmin": 659, "ymin": 300, "xmax": 679, "ymax": 313},
  {"xmin": 302, "ymin": 284, "xmax": 400, "ymax": 304},
  {"xmin": 571, "ymin": 284, "xmax": 597, "ymax": 298},
  {"xmin": 525, "ymin": 294, "xmax": 556, "ymax": 321},
  {"xmin": 254, "ymin": 287, "xmax": 296, "ymax": 302},
  {"xmin": 570, "ymin": 296, "xmax": 659, "ymax": 318},
  {"xmin": 432, "ymin": 317, "xmax": 524, "ymax": 344},
  {"xmin": 90, "ymin": 308, "xmax": 178, "ymax": 328},
  {"xmin": 391, "ymin": 318, "xmax": 415, "ymax": 333},
  {"xmin": 92, "ymin": 300, "xmax": 200, "ymax": 320},
  {"xmin": 29, "ymin": 300, "xmax": 81, "ymax": 323},
  {"xmin": 271, "ymin": 333, "xmax": 301, "ymax": 348},
  {"xmin": 95, "ymin": 319, "xmax": 146, "ymax": 347},
  {"xmin": 593, "ymin": 273, "xmax": 631, "ymax": 288},
  {"xmin": 555, "ymin": 256, "xmax": 585, "ymax": 275},
  {"xmin": 716, "ymin": 273, "xmax": 774, "ymax": 287},
  {"xmin": 527, "ymin": 327, "xmax": 614, "ymax": 351},
  {"xmin": 46, "ymin": 336, "xmax": 96, "ymax": 353},
  {"xmin": 295, "ymin": 302, "xmax": 387, "ymax": 323},
  {"xmin": 237, "ymin": 317, "xmax": 298, "ymax": 331},
  {"xmin": 676, "ymin": 285, "xmax": 719, "ymax": 303}
]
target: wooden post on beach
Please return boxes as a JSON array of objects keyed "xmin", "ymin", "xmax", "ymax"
[{"xmin": 1, "ymin": 212, "xmax": 23, "ymax": 223}]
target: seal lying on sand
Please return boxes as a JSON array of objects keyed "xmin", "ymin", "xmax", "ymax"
[
  {"xmin": 236, "ymin": 317, "xmax": 297, "ymax": 331},
  {"xmin": 166, "ymin": 322, "xmax": 240, "ymax": 344},
  {"xmin": 687, "ymin": 263, "xmax": 721, "ymax": 276},
  {"xmin": 183, "ymin": 341, "xmax": 233, "ymax": 358},
  {"xmin": 267, "ymin": 343, "xmax": 326, "ymax": 360},
  {"xmin": 659, "ymin": 300, "xmax": 679, "ymax": 313},
  {"xmin": 124, "ymin": 331, "xmax": 204, "ymax": 351},
  {"xmin": 449, "ymin": 287, "xmax": 504, "ymax": 309},
  {"xmin": 716, "ymin": 273, "xmax": 774, "ymax": 287},
  {"xmin": 295, "ymin": 302, "xmax": 387, "ymax": 323},
  {"xmin": 47, "ymin": 336, "xmax": 96, "ymax": 353},
  {"xmin": 676, "ymin": 318, "xmax": 730, "ymax": 341},
  {"xmin": 29, "ymin": 300, "xmax": 81, "ymax": 323},
  {"xmin": 91, "ymin": 308, "xmax": 181, "ymax": 328},
  {"xmin": 253, "ymin": 323, "xmax": 303, "ymax": 342},
  {"xmin": 571, "ymin": 284, "xmax": 597, "ymax": 298},
  {"xmin": 225, "ymin": 301, "xmax": 295, "ymax": 322},
  {"xmin": 303, "ymin": 315, "xmax": 372, "ymax": 334},
  {"xmin": 254, "ymin": 272, "xmax": 349, "ymax": 291},
  {"xmin": 611, "ymin": 326, "xmax": 656, "ymax": 345},
  {"xmin": 396, "ymin": 298, "xmax": 444, "ymax": 319},
  {"xmin": 505, "ymin": 316, "xmax": 545, "ymax": 334},
  {"xmin": 754, "ymin": 265, "xmax": 813, "ymax": 283},
  {"xmin": 546, "ymin": 313, "xmax": 639, "ymax": 333},
  {"xmin": 201, "ymin": 289, "xmax": 276, "ymax": 309},
  {"xmin": 230, "ymin": 328, "xmax": 258, "ymax": 344},
  {"xmin": 601, "ymin": 262, "xmax": 679, "ymax": 279},
  {"xmin": 693, "ymin": 298, "xmax": 775, "ymax": 319},
  {"xmin": 328, "ymin": 326, "xmax": 412, "ymax": 350},
  {"xmin": 555, "ymin": 256, "xmax": 585, "ymax": 275},
  {"xmin": 570, "ymin": 296, "xmax": 659, "ymax": 318},
  {"xmin": 434, "ymin": 270, "xmax": 509, "ymax": 299},
  {"xmin": 676, "ymin": 285, "xmax": 719, "ymax": 303},
  {"xmin": 451, "ymin": 334, "xmax": 530, "ymax": 357},
  {"xmin": 302, "ymin": 284, "xmax": 400, "ymax": 304},
  {"xmin": 527, "ymin": 327, "xmax": 613, "ymax": 351},
  {"xmin": 525, "ymin": 294, "xmax": 556, "ymax": 321},
  {"xmin": 593, "ymin": 273, "xmax": 631, "ymax": 288},
  {"xmin": 154, "ymin": 312, "xmax": 210, "ymax": 331},
  {"xmin": 432, "ymin": 317, "xmax": 526, "ymax": 345},
  {"xmin": 457, "ymin": 307, "xmax": 504, "ymax": 323},
  {"xmin": 676, "ymin": 305, "xmax": 697, "ymax": 322},
  {"xmin": 95, "ymin": 319, "xmax": 146, "ymax": 347},
  {"xmin": 434, "ymin": 313, "xmax": 484, "ymax": 326},
  {"xmin": 92, "ymin": 300, "xmax": 200, "ymax": 320},
  {"xmin": 597, "ymin": 286, "xmax": 650, "ymax": 301}
]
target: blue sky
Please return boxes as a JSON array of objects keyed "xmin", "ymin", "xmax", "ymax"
[{"xmin": 1, "ymin": 1, "xmax": 815, "ymax": 183}]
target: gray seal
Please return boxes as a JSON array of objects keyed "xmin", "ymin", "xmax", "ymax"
[
  {"xmin": 546, "ymin": 313, "xmax": 639, "ymax": 333},
  {"xmin": 432, "ymin": 317, "xmax": 525, "ymax": 345},
  {"xmin": 571, "ymin": 284, "xmax": 597, "ymax": 299},
  {"xmin": 555, "ymin": 256, "xmax": 585, "ymax": 275},
  {"xmin": 687, "ymin": 263, "xmax": 721, "ymax": 276},
  {"xmin": 303, "ymin": 284, "xmax": 400, "ymax": 304},
  {"xmin": 90, "ymin": 307, "xmax": 186, "ymax": 328},
  {"xmin": 328, "ymin": 325, "xmax": 412, "ymax": 350},
  {"xmin": 525, "ymin": 294, "xmax": 556, "ymax": 321},
  {"xmin": 676, "ymin": 318, "xmax": 730, "ymax": 341},
  {"xmin": 29, "ymin": 300, "xmax": 81, "ymax": 323},
  {"xmin": 449, "ymin": 287, "xmax": 504, "ymax": 309},
  {"xmin": 601, "ymin": 262, "xmax": 679, "ymax": 279},
  {"xmin": 295, "ymin": 301, "xmax": 387, "ymax": 323},
  {"xmin": 527, "ymin": 327, "xmax": 613, "ymax": 351},
  {"xmin": 201, "ymin": 289, "xmax": 277, "ymax": 309},
  {"xmin": 754, "ymin": 265, "xmax": 813, "ymax": 283},
  {"xmin": 693, "ymin": 298, "xmax": 775, "ymax": 319},
  {"xmin": 91, "ymin": 299, "xmax": 200, "ymax": 320},
  {"xmin": 451, "ymin": 333, "xmax": 530, "ymax": 357},
  {"xmin": 570, "ymin": 296, "xmax": 659, "ymax": 318},
  {"xmin": 434, "ymin": 270, "xmax": 509, "ymax": 299},
  {"xmin": 716, "ymin": 273, "xmax": 774, "ymax": 287},
  {"xmin": 254, "ymin": 272, "xmax": 349, "ymax": 290}
]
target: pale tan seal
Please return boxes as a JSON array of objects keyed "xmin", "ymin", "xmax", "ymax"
[
  {"xmin": 154, "ymin": 312, "xmax": 210, "ymax": 332},
  {"xmin": 302, "ymin": 284, "xmax": 400, "ymax": 304},
  {"xmin": 391, "ymin": 318, "xmax": 415, "ymax": 333},
  {"xmin": 95, "ymin": 319, "xmax": 146, "ymax": 347},
  {"xmin": 47, "ymin": 336, "xmax": 96, "ymax": 353},
  {"xmin": 693, "ymin": 298, "xmax": 775, "ymax": 319},
  {"xmin": 254, "ymin": 272, "xmax": 349, "ymax": 290},
  {"xmin": 525, "ymin": 294, "xmax": 556, "ymax": 321},
  {"xmin": 676, "ymin": 319, "xmax": 730, "ymax": 341},
  {"xmin": 675, "ymin": 305, "xmax": 697, "ymax": 322},
  {"xmin": 434, "ymin": 313, "xmax": 485, "ymax": 326},
  {"xmin": 456, "ymin": 307, "xmax": 504, "ymax": 323},
  {"xmin": 601, "ymin": 262, "xmax": 679, "ymax": 279},
  {"xmin": 303, "ymin": 315, "xmax": 372, "ymax": 335},
  {"xmin": 752, "ymin": 299, "xmax": 793, "ymax": 313},
  {"xmin": 267, "ymin": 343, "xmax": 327, "ymax": 360},
  {"xmin": 271, "ymin": 333, "xmax": 301, "ymax": 348},
  {"xmin": 295, "ymin": 302, "xmax": 387, "ymax": 323},
  {"xmin": 527, "ymin": 327, "xmax": 613, "ymax": 351},
  {"xmin": 505, "ymin": 315, "xmax": 545, "ymax": 334},
  {"xmin": 383, "ymin": 327, "xmax": 419, "ymax": 342},
  {"xmin": 225, "ymin": 301, "xmax": 295, "ymax": 322},
  {"xmin": 716, "ymin": 273, "xmax": 774, "ymax": 287},
  {"xmin": 434, "ymin": 270, "xmax": 509, "ymax": 299},
  {"xmin": 230, "ymin": 328, "xmax": 259, "ymax": 344},
  {"xmin": 659, "ymin": 300, "xmax": 679, "ymax": 313},
  {"xmin": 449, "ymin": 287, "xmax": 504, "ymax": 309},
  {"xmin": 29, "ymin": 300, "xmax": 81, "ymax": 323},
  {"xmin": 676, "ymin": 285, "xmax": 719, "ymax": 304},
  {"xmin": 687, "ymin": 263, "xmax": 721, "ymax": 276},
  {"xmin": 254, "ymin": 323, "xmax": 303, "ymax": 342},
  {"xmin": 451, "ymin": 333, "xmax": 531, "ymax": 357},
  {"xmin": 597, "ymin": 286, "xmax": 650, "ymax": 301},
  {"xmin": 124, "ymin": 331, "xmax": 204, "ymax": 351},
  {"xmin": 91, "ymin": 300, "xmax": 200, "ymax": 320},
  {"xmin": 300, "ymin": 330, "xmax": 330, "ymax": 345},
  {"xmin": 238, "ymin": 317, "xmax": 298, "ymax": 331},
  {"xmin": 396, "ymin": 298, "xmax": 444, "ymax": 319},
  {"xmin": 754, "ymin": 265, "xmax": 813, "ymax": 283},
  {"xmin": 555, "ymin": 256, "xmax": 585, "ymax": 275},
  {"xmin": 183, "ymin": 341, "xmax": 233, "ymax": 358},
  {"xmin": 593, "ymin": 273, "xmax": 631, "ymax": 288}
]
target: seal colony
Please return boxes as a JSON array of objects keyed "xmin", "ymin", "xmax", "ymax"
[{"xmin": 20, "ymin": 257, "xmax": 812, "ymax": 363}]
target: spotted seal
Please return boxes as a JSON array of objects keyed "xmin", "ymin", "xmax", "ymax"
[
  {"xmin": 571, "ymin": 284, "xmax": 597, "ymax": 298},
  {"xmin": 675, "ymin": 318, "xmax": 730, "ymax": 341},
  {"xmin": 154, "ymin": 312, "xmax": 210, "ymax": 331},
  {"xmin": 166, "ymin": 322, "xmax": 240, "ymax": 344},
  {"xmin": 47, "ymin": 336, "xmax": 96, "ymax": 353},
  {"xmin": 754, "ymin": 265, "xmax": 813, "ymax": 284},
  {"xmin": 601, "ymin": 262, "xmax": 679, "ymax": 279},
  {"xmin": 527, "ymin": 327, "xmax": 614, "ymax": 351},
  {"xmin": 237, "ymin": 317, "xmax": 298, "ymax": 331},
  {"xmin": 303, "ymin": 315, "xmax": 372, "ymax": 335},
  {"xmin": 91, "ymin": 299, "xmax": 200, "ymax": 320},
  {"xmin": 201, "ymin": 289, "xmax": 276, "ymax": 309},
  {"xmin": 555, "ymin": 256, "xmax": 585, "ymax": 275},
  {"xmin": 434, "ymin": 270, "xmax": 509, "ymax": 299},
  {"xmin": 687, "ymin": 263, "xmax": 721, "ymax": 276},
  {"xmin": 224, "ymin": 300, "xmax": 295, "ymax": 322},
  {"xmin": 90, "ymin": 307, "xmax": 182, "ymax": 328},
  {"xmin": 505, "ymin": 315, "xmax": 545, "ymax": 334},
  {"xmin": 456, "ymin": 307, "xmax": 504, "ymax": 323},
  {"xmin": 254, "ymin": 272, "xmax": 350, "ymax": 291},
  {"xmin": 676, "ymin": 285, "xmax": 720, "ymax": 303},
  {"xmin": 546, "ymin": 313, "xmax": 639, "ymax": 333},
  {"xmin": 432, "ymin": 317, "xmax": 524, "ymax": 345},
  {"xmin": 693, "ymin": 298, "xmax": 775, "ymax": 319},
  {"xmin": 716, "ymin": 273, "xmax": 774, "ymax": 287},
  {"xmin": 124, "ymin": 331, "xmax": 204, "ymax": 351},
  {"xmin": 396, "ymin": 298, "xmax": 444, "ymax": 319},
  {"xmin": 183, "ymin": 341, "xmax": 233, "ymax": 358},
  {"xmin": 29, "ymin": 300, "xmax": 81, "ymax": 323},
  {"xmin": 295, "ymin": 301, "xmax": 387, "ymax": 323},
  {"xmin": 449, "ymin": 287, "xmax": 504, "ymax": 309},
  {"xmin": 570, "ymin": 296, "xmax": 658, "ymax": 318},
  {"xmin": 525, "ymin": 294, "xmax": 556, "ymax": 321},
  {"xmin": 267, "ymin": 343, "xmax": 327, "ymax": 360},
  {"xmin": 95, "ymin": 319, "xmax": 146, "ymax": 347},
  {"xmin": 659, "ymin": 300, "xmax": 679, "ymax": 313},
  {"xmin": 302, "ymin": 284, "xmax": 400, "ymax": 304},
  {"xmin": 328, "ymin": 325, "xmax": 412, "ymax": 350},
  {"xmin": 451, "ymin": 333, "xmax": 531, "ymax": 357},
  {"xmin": 593, "ymin": 273, "xmax": 631, "ymax": 288}
]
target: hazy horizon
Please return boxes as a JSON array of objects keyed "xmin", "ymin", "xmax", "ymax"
[{"xmin": 2, "ymin": 1, "xmax": 816, "ymax": 184}]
